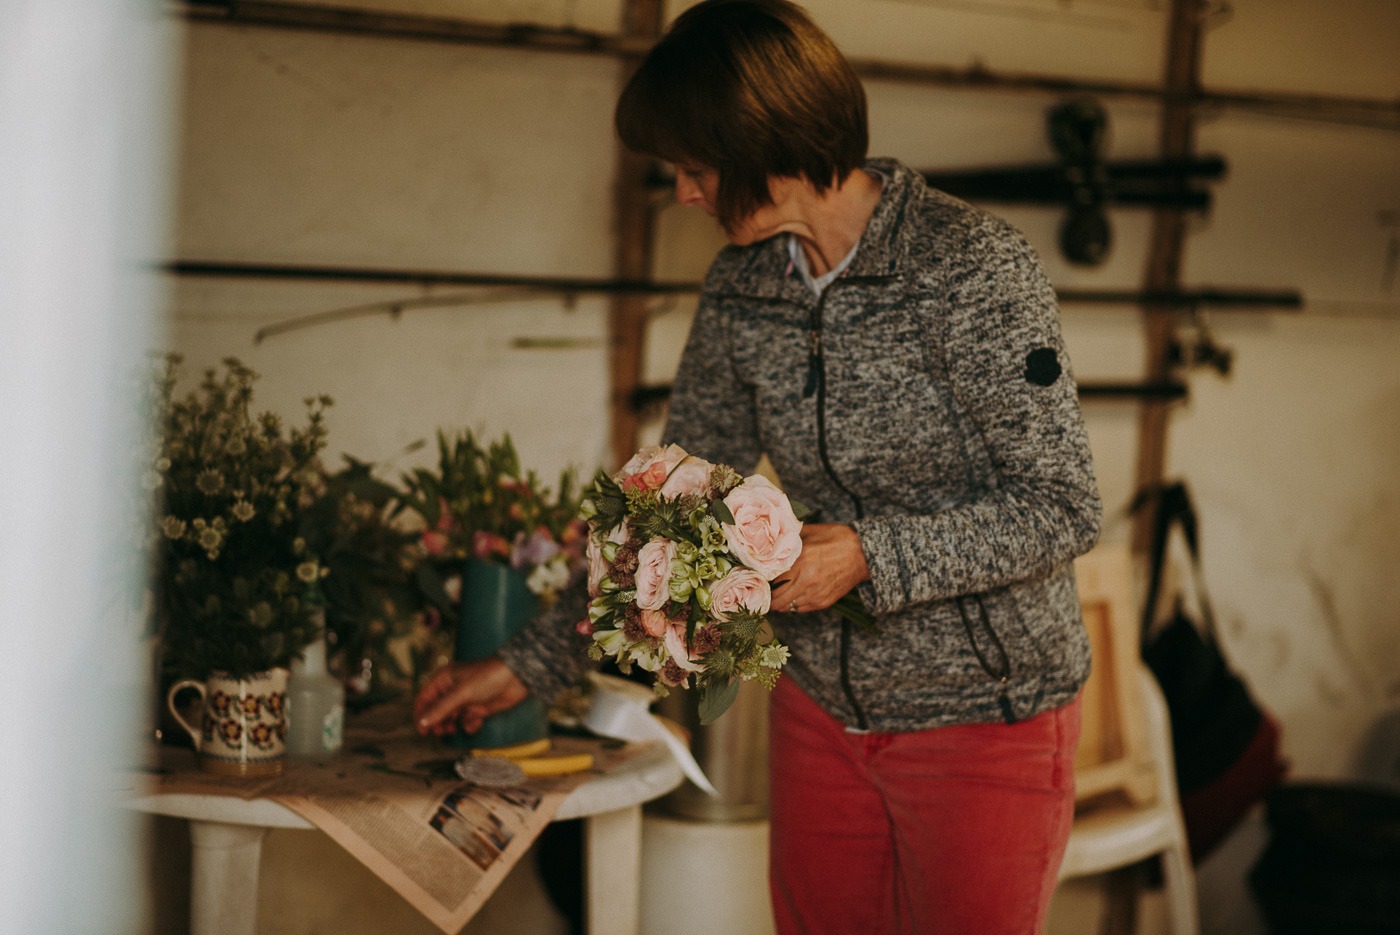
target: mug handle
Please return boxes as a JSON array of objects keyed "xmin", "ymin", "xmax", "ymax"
[{"xmin": 166, "ymin": 679, "xmax": 206, "ymax": 752}]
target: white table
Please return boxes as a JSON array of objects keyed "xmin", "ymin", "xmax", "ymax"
[{"xmin": 131, "ymin": 742, "xmax": 683, "ymax": 935}]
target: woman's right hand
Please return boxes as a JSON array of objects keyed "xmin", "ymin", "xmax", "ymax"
[{"xmin": 413, "ymin": 656, "xmax": 530, "ymax": 736}]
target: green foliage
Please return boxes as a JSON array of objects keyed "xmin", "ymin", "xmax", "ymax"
[
  {"xmin": 296, "ymin": 456, "xmax": 425, "ymax": 680},
  {"xmin": 151, "ymin": 356, "xmax": 330, "ymax": 679}
]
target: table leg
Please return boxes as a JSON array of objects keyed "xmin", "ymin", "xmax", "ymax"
[
  {"xmin": 187, "ymin": 820, "xmax": 268, "ymax": 935},
  {"xmin": 584, "ymin": 805, "xmax": 643, "ymax": 935}
]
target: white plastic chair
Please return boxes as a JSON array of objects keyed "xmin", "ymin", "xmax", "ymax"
[{"xmin": 1059, "ymin": 665, "xmax": 1199, "ymax": 935}]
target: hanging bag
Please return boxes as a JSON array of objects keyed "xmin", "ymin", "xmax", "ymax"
[{"xmin": 1138, "ymin": 481, "xmax": 1288, "ymax": 861}]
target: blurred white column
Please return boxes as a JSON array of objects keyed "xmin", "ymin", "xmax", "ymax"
[{"xmin": 0, "ymin": 2, "xmax": 174, "ymax": 933}]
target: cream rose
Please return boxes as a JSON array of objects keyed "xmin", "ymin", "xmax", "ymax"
[
  {"xmin": 659, "ymin": 455, "xmax": 714, "ymax": 499},
  {"xmin": 633, "ymin": 538, "xmax": 677, "ymax": 610},
  {"xmin": 722, "ymin": 475, "xmax": 803, "ymax": 580},
  {"xmin": 707, "ymin": 567, "xmax": 772, "ymax": 620},
  {"xmin": 619, "ymin": 443, "xmax": 690, "ymax": 491}
]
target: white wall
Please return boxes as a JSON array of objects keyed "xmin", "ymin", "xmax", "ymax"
[{"xmin": 153, "ymin": 0, "xmax": 1400, "ymax": 931}]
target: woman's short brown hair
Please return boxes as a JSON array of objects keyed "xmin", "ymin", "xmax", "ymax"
[{"xmin": 615, "ymin": 0, "xmax": 868, "ymax": 229}]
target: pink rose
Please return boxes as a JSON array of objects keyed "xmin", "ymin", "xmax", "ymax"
[
  {"xmin": 632, "ymin": 538, "xmax": 676, "ymax": 610},
  {"xmin": 639, "ymin": 608, "xmax": 672, "ymax": 638},
  {"xmin": 722, "ymin": 475, "xmax": 803, "ymax": 580},
  {"xmin": 663, "ymin": 623, "xmax": 705, "ymax": 673},
  {"xmin": 707, "ymin": 567, "xmax": 772, "ymax": 620},
  {"xmin": 619, "ymin": 443, "xmax": 690, "ymax": 492},
  {"xmin": 659, "ymin": 456, "xmax": 714, "ymax": 499}
]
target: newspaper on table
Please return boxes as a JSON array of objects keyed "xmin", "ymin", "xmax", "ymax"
[{"xmin": 142, "ymin": 702, "xmax": 652, "ymax": 934}]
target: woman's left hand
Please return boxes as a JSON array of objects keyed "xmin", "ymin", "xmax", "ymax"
[{"xmin": 769, "ymin": 522, "xmax": 869, "ymax": 615}]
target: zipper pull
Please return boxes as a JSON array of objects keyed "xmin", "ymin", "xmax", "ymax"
[
  {"xmin": 996, "ymin": 677, "xmax": 1018, "ymax": 724},
  {"xmin": 803, "ymin": 329, "xmax": 822, "ymax": 398}
]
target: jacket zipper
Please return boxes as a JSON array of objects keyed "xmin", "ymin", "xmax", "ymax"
[
  {"xmin": 803, "ymin": 281, "xmax": 870, "ymax": 731},
  {"xmin": 957, "ymin": 595, "xmax": 1018, "ymax": 723}
]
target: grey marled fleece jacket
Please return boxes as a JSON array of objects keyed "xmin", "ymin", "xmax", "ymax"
[{"xmin": 504, "ymin": 157, "xmax": 1100, "ymax": 732}]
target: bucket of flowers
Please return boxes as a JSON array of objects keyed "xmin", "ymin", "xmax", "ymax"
[{"xmin": 397, "ymin": 430, "xmax": 586, "ymax": 748}]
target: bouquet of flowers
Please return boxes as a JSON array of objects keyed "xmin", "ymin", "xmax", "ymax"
[
  {"xmin": 398, "ymin": 430, "xmax": 587, "ymax": 613},
  {"xmin": 578, "ymin": 444, "xmax": 802, "ymax": 724}
]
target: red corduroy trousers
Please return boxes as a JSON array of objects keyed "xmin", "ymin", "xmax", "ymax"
[{"xmin": 768, "ymin": 677, "xmax": 1080, "ymax": 935}]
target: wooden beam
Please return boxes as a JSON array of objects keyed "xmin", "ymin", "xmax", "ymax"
[
  {"xmin": 176, "ymin": 0, "xmax": 651, "ymax": 56},
  {"xmin": 174, "ymin": 2, "xmax": 1400, "ymax": 130},
  {"xmin": 1132, "ymin": 0, "xmax": 1208, "ymax": 553},
  {"xmin": 608, "ymin": 0, "xmax": 664, "ymax": 469}
]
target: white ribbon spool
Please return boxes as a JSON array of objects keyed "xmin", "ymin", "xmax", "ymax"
[{"xmin": 582, "ymin": 673, "xmax": 718, "ymax": 797}]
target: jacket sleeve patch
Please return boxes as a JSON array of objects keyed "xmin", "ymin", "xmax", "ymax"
[{"xmin": 1024, "ymin": 347, "xmax": 1062, "ymax": 386}]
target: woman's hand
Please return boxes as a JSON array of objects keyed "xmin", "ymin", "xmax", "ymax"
[
  {"xmin": 769, "ymin": 523, "xmax": 869, "ymax": 614},
  {"xmin": 413, "ymin": 656, "xmax": 530, "ymax": 736}
]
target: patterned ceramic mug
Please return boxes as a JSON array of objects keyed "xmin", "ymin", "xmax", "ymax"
[{"xmin": 166, "ymin": 668, "xmax": 290, "ymax": 776}]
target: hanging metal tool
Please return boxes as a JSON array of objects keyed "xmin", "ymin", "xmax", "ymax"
[{"xmin": 921, "ymin": 97, "xmax": 1226, "ymax": 267}]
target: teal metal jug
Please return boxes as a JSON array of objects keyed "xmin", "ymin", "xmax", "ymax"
[{"xmin": 452, "ymin": 559, "xmax": 549, "ymax": 750}]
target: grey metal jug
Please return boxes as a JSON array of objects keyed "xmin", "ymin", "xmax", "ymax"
[{"xmin": 654, "ymin": 678, "xmax": 770, "ymax": 821}]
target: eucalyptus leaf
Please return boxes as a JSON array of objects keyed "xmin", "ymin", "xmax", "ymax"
[
  {"xmin": 709, "ymin": 497, "xmax": 736, "ymax": 526},
  {"xmin": 698, "ymin": 677, "xmax": 741, "ymax": 725},
  {"xmin": 788, "ymin": 498, "xmax": 813, "ymax": 522}
]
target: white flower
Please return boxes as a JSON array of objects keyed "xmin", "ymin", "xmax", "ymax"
[
  {"xmin": 230, "ymin": 500, "xmax": 255, "ymax": 522},
  {"xmin": 195, "ymin": 469, "xmax": 225, "ymax": 495},
  {"xmin": 593, "ymin": 628, "xmax": 628, "ymax": 656},
  {"xmin": 159, "ymin": 516, "xmax": 187, "ymax": 540},
  {"xmin": 760, "ymin": 643, "xmax": 791, "ymax": 668},
  {"xmin": 197, "ymin": 525, "xmax": 223, "ymax": 558},
  {"xmin": 296, "ymin": 561, "xmax": 320, "ymax": 584},
  {"xmin": 526, "ymin": 556, "xmax": 571, "ymax": 596}
]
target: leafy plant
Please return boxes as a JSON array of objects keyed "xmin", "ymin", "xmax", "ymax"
[
  {"xmin": 397, "ymin": 430, "xmax": 587, "ymax": 612},
  {"xmin": 296, "ymin": 456, "xmax": 426, "ymax": 700}
]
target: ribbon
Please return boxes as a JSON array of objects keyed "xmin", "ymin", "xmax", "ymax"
[{"xmin": 582, "ymin": 673, "xmax": 718, "ymax": 797}]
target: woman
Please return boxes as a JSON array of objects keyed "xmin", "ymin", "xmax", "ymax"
[{"xmin": 415, "ymin": 2, "xmax": 1101, "ymax": 932}]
